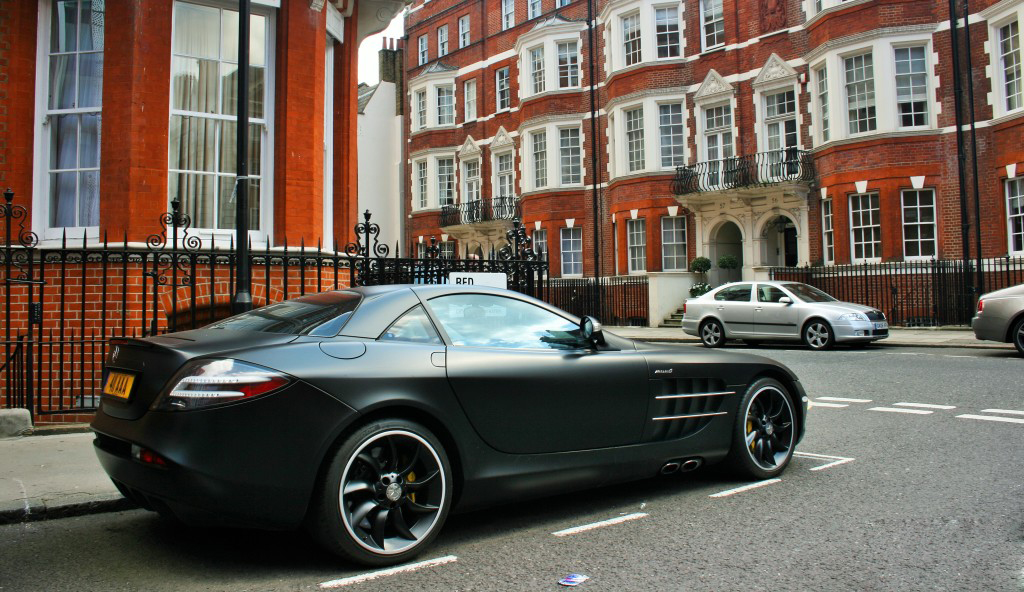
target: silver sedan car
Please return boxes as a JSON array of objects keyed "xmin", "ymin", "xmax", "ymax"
[
  {"xmin": 682, "ymin": 281, "xmax": 889, "ymax": 350},
  {"xmin": 972, "ymin": 283, "xmax": 1024, "ymax": 356}
]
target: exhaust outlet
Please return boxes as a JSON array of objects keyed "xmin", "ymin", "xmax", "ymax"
[
  {"xmin": 660, "ymin": 461, "xmax": 681, "ymax": 475},
  {"xmin": 679, "ymin": 459, "xmax": 702, "ymax": 472}
]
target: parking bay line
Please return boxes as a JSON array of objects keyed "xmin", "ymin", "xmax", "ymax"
[
  {"xmin": 552, "ymin": 512, "xmax": 648, "ymax": 537},
  {"xmin": 793, "ymin": 451, "xmax": 856, "ymax": 471},
  {"xmin": 869, "ymin": 407, "xmax": 933, "ymax": 415},
  {"xmin": 893, "ymin": 402, "xmax": 957, "ymax": 410},
  {"xmin": 956, "ymin": 414, "xmax": 1024, "ymax": 425},
  {"xmin": 810, "ymin": 401, "xmax": 848, "ymax": 408},
  {"xmin": 319, "ymin": 556, "xmax": 458, "ymax": 589},
  {"xmin": 980, "ymin": 409, "xmax": 1024, "ymax": 416},
  {"xmin": 816, "ymin": 397, "xmax": 872, "ymax": 403},
  {"xmin": 709, "ymin": 479, "xmax": 782, "ymax": 498}
]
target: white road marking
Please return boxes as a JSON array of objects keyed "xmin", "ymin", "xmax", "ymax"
[
  {"xmin": 810, "ymin": 402, "xmax": 849, "ymax": 408},
  {"xmin": 552, "ymin": 512, "xmax": 648, "ymax": 537},
  {"xmin": 956, "ymin": 414, "xmax": 1024, "ymax": 425},
  {"xmin": 980, "ymin": 409, "xmax": 1024, "ymax": 416},
  {"xmin": 319, "ymin": 556, "xmax": 458, "ymax": 589},
  {"xmin": 793, "ymin": 452, "xmax": 856, "ymax": 471},
  {"xmin": 817, "ymin": 397, "xmax": 873, "ymax": 403},
  {"xmin": 709, "ymin": 479, "xmax": 782, "ymax": 498},
  {"xmin": 943, "ymin": 355, "xmax": 974, "ymax": 358},
  {"xmin": 893, "ymin": 402, "xmax": 957, "ymax": 410},
  {"xmin": 869, "ymin": 407, "xmax": 933, "ymax": 415}
]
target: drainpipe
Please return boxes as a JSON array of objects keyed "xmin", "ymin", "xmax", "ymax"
[
  {"xmin": 947, "ymin": 0, "xmax": 973, "ymax": 316},
  {"xmin": 586, "ymin": 0, "xmax": 603, "ymax": 319},
  {"xmin": 960, "ymin": 0, "xmax": 984, "ymax": 296},
  {"xmin": 233, "ymin": 0, "xmax": 253, "ymax": 313}
]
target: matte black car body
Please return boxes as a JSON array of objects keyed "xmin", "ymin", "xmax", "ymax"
[{"xmin": 92, "ymin": 284, "xmax": 807, "ymax": 560}]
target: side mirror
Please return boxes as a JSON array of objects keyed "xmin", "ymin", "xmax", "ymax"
[
  {"xmin": 778, "ymin": 296, "xmax": 793, "ymax": 305},
  {"xmin": 580, "ymin": 315, "xmax": 606, "ymax": 347}
]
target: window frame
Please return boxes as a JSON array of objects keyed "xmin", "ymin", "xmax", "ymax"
[
  {"xmin": 622, "ymin": 12, "xmax": 642, "ymax": 67},
  {"xmin": 415, "ymin": 159, "xmax": 428, "ymax": 210},
  {"xmin": 661, "ymin": 216, "xmax": 687, "ymax": 271},
  {"xmin": 627, "ymin": 218, "xmax": 647, "ymax": 274},
  {"xmin": 418, "ymin": 34, "xmax": 428, "ymax": 65},
  {"xmin": 530, "ymin": 45, "xmax": 546, "ymax": 95},
  {"xmin": 496, "ymin": 67, "xmax": 511, "ymax": 111},
  {"xmin": 625, "ymin": 106, "xmax": 645, "ymax": 172},
  {"xmin": 700, "ymin": 0, "xmax": 725, "ymax": 52},
  {"xmin": 849, "ymin": 192, "xmax": 882, "ymax": 262},
  {"xmin": 822, "ymin": 198, "xmax": 834, "ymax": 264},
  {"xmin": 436, "ymin": 85, "xmax": 455, "ymax": 126},
  {"xmin": 844, "ymin": 51, "xmax": 877, "ymax": 135},
  {"xmin": 528, "ymin": 0, "xmax": 542, "ymax": 20},
  {"xmin": 1006, "ymin": 176, "xmax": 1024, "ymax": 256},
  {"xmin": 893, "ymin": 44, "xmax": 929, "ymax": 129},
  {"xmin": 502, "ymin": 0, "xmax": 515, "ymax": 30},
  {"xmin": 464, "ymin": 79, "xmax": 477, "ymax": 121},
  {"xmin": 532, "ymin": 130, "xmax": 548, "ymax": 189},
  {"xmin": 997, "ymin": 18, "xmax": 1023, "ymax": 114},
  {"xmin": 437, "ymin": 157, "xmax": 455, "ymax": 207},
  {"xmin": 900, "ymin": 188, "xmax": 937, "ymax": 260},
  {"xmin": 458, "ymin": 15, "xmax": 471, "ymax": 48},
  {"xmin": 558, "ymin": 127, "xmax": 582, "ymax": 185},
  {"xmin": 654, "ymin": 5, "xmax": 681, "ymax": 59},
  {"xmin": 463, "ymin": 158, "xmax": 481, "ymax": 203},
  {"xmin": 560, "ymin": 226, "xmax": 583, "ymax": 277},
  {"xmin": 557, "ymin": 41, "xmax": 580, "ymax": 89},
  {"xmin": 437, "ymin": 25, "xmax": 449, "ymax": 57},
  {"xmin": 814, "ymin": 64, "xmax": 830, "ymax": 144}
]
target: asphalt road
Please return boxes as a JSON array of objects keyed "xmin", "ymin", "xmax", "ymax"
[{"xmin": 0, "ymin": 344, "xmax": 1021, "ymax": 591}]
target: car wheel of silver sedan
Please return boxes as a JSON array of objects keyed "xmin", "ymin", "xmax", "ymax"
[
  {"xmin": 1013, "ymin": 317, "xmax": 1024, "ymax": 356},
  {"xmin": 308, "ymin": 419, "xmax": 452, "ymax": 566},
  {"xmin": 803, "ymin": 320, "xmax": 834, "ymax": 351},
  {"xmin": 699, "ymin": 319, "xmax": 726, "ymax": 348}
]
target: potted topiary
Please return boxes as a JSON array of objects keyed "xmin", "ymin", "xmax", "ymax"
[
  {"xmin": 716, "ymin": 254, "xmax": 738, "ymax": 271},
  {"xmin": 689, "ymin": 256, "xmax": 712, "ymax": 297}
]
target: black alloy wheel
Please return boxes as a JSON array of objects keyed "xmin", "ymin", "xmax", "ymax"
[
  {"xmin": 1013, "ymin": 317, "xmax": 1024, "ymax": 356},
  {"xmin": 803, "ymin": 320, "xmax": 834, "ymax": 351},
  {"xmin": 726, "ymin": 378, "xmax": 796, "ymax": 479},
  {"xmin": 700, "ymin": 319, "xmax": 726, "ymax": 348},
  {"xmin": 309, "ymin": 420, "xmax": 452, "ymax": 566}
]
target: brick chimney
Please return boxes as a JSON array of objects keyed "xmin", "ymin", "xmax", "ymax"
[{"xmin": 378, "ymin": 38, "xmax": 404, "ymax": 115}]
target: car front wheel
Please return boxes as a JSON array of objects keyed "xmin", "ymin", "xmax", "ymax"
[
  {"xmin": 700, "ymin": 319, "xmax": 726, "ymax": 348},
  {"xmin": 308, "ymin": 419, "xmax": 452, "ymax": 566},
  {"xmin": 803, "ymin": 320, "xmax": 834, "ymax": 351},
  {"xmin": 726, "ymin": 378, "xmax": 796, "ymax": 479}
]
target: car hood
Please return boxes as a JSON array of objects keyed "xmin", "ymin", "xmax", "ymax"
[
  {"xmin": 632, "ymin": 341, "xmax": 800, "ymax": 382},
  {"xmin": 799, "ymin": 301, "xmax": 877, "ymax": 315}
]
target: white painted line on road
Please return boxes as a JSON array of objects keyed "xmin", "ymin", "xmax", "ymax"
[
  {"xmin": 552, "ymin": 512, "xmax": 648, "ymax": 536},
  {"xmin": 810, "ymin": 402, "xmax": 848, "ymax": 408},
  {"xmin": 793, "ymin": 452, "xmax": 856, "ymax": 471},
  {"xmin": 709, "ymin": 479, "xmax": 782, "ymax": 498},
  {"xmin": 956, "ymin": 414, "xmax": 1024, "ymax": 425},
  {"xmin": 869, "ymin": 407, "xmax": 933, "ymax": 415},
  {"xmin": 943, "ymin": 355, "xmax": 974, "ymax": 358},
  {"xmin": 817, "ymin": 397, "xmax": 873, "ymax": 403},
  {"xmin": 319, "ymin": 556, "xmax": 458, "ymax": 589},
  {"xmin": 893, "ymin": 402, "xmax": 957, "ymax": 410},
  {"xmin": 980, "ymin": 409, "xmax": 1024, "ymax": 416}
]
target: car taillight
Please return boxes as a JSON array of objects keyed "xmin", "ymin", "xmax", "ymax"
[
  {"xmin": 153, "ymin": 359, "xmax": 291, "ymax": 411},
  {"xmin": 682, "ymin": 302, "xmax": 687, "ymax": 315},
  {"xmin": 977, "ymin": 299, "xmax": 985, "ymax": 313}
]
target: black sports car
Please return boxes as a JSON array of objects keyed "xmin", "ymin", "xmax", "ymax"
[{"xmin": 92, "ymin": 284, "xmax": 808, "ymax": 566}]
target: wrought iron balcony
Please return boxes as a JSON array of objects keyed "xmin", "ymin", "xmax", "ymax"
[
  {"xmin": 439, "ymin": 196, "xmax": 521, "ymax": 228},
  {"xmin": 671, "ymin": 150, "xmax": 816, "ymax": 196}
]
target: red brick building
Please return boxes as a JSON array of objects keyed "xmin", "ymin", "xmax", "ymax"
[
  {"xmin": 402, "ymin": 0, "xmax": 1024, "ymax": 285},
  {"xmin": 0, "ymin": 0, "xmax": 408, "ymax": 247}
]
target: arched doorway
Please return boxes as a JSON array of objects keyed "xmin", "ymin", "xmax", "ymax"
[
  {"xmin": 761, "ymin": 215, "xmax": 798, "ymax": 267},
  {"xmin": 711, "ymin": 221, "xmax": 743, "ymax": 285}
]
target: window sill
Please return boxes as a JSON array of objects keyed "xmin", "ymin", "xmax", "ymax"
[{"xmin": 700, "ymin": 45, "xmax": 726, "ymax": 56}]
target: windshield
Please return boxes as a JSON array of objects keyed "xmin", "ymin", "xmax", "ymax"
[
  {"xmin": 783, "ymin": 283, "xmax": 837, "ymax": 303},
  {"xmin": 207, "ymin": 291, "xmax": 362, "ymax": 336}
]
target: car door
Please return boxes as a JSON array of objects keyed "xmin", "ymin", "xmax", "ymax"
[
  {"xmin": 754, "ymin": 283, "xmax": 800, "ymax": 338},
  {"xmin": 713, "ymin": 284, "xmax": 756, "ymax": 336},
  {"xmin": 424, "ymin": 293, "xmax": 649, "ymax": 454}
]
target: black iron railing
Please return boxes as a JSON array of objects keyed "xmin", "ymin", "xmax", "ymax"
[
  {"xmin": 547, "ymin": 276, "xmax": 649, "ymax": 327},
  {"xmin": 439, "ymin": 196, "xmax": 520, "ymax": 227},
  {"xmin": 770, "ymin": 257, "xmax": 1024, "ymax": 326},
  {"xmin": 672, "ymin": 150, "xmax": 815, "ymax": 195}
]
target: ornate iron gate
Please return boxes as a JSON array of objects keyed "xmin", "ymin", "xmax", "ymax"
[{"xmin": 0, "ymin": 191, "xmax": 545, "ymax": 420}]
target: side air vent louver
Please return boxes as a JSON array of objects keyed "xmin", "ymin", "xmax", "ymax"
[{"xmin": 644, "ymin": 377, "xmax": 732, "ymax": 442}]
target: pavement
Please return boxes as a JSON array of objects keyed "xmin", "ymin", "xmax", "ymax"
[{"xmin": 0, "ymin": 326, "xmax": 1014, "ymax": 527}]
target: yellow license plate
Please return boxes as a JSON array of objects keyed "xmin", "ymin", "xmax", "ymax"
[{"xmin": 103, "ymin": 371, "xmax": 135, "ymax": 400}]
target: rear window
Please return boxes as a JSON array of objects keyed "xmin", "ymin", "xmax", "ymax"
[{"xmin": 207, "ymin": 291, "xmax": 362, "ymax": 336}]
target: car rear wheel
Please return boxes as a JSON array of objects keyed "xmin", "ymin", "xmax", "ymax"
[
  {"xmin": 803, "ymin": 320, "xmax": 834, "ymax": 351},
  {"xmin": 700, "ymin": 319, "xmax": 726, "ymax": 348},
  {"xmin": 726, "ymin": 378, "xmax": 796, "ymax": 479},
  {"xmin": 308, "ymin": 419, "xmax": 452, "ymax": 566},
  {"xmin": 1013, "ymin": 316, "xmax": 1024, "ymax": 356}
]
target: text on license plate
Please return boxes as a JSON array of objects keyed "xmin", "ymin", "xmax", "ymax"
[
  {"xmin": 874, "ymin": 322, "xmax": 888, "ymax": 330},
  {"xmin": 103, "ymin": 371, "xmax": 135, "ymax": 399}
]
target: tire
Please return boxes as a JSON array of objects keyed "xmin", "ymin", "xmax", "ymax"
[
  {"xmin": 699, "ymin": 319, "xmax": 727, "ymax": 348},
  {"xmin": 1012, "ymin": 316, "xmax": 1024, "ymax": 356},
  {"xmin": 802, "ymin": 319, "xmax": 835, "ymax": 351},
  {"xmin": 308, "ymin": 419, "xmax": 453, "ymax": 566},
  {"xmin": 726, "ymin": 378, "xmax": 797, "ymax": 480}
]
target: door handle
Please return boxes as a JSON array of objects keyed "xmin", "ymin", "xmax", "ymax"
[
  {"xmin": 716, "ymin": 305, "xmax": 725, "ymax": 310},
  {"xmin": 755, "ymin": 307, "xmax": 763, "ymax": 311}
]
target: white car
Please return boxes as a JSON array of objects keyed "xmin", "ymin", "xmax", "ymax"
[{"xmin": 682, "ymin": 281, "xmax": 889, "ymax": 350}]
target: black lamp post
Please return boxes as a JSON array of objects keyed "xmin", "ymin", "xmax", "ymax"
[{"xmin": 232, "ymin": 0, "xmax": 253, "ymax": 314}]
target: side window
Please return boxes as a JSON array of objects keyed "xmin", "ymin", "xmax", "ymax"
[
  {"xmin": 715, "ymin": 284, "xmax": 751, "ymax": 302},
  {"xmin": 379, "ymin": 306, "xmax": 442, "ymax": 344},
  {"xmin": 427, "ymin": 294, "xmax": 582, "ymax": 350},
  {"xmin": 757, "ymin": 285, "xmax": 788, "ymax": 303}
]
